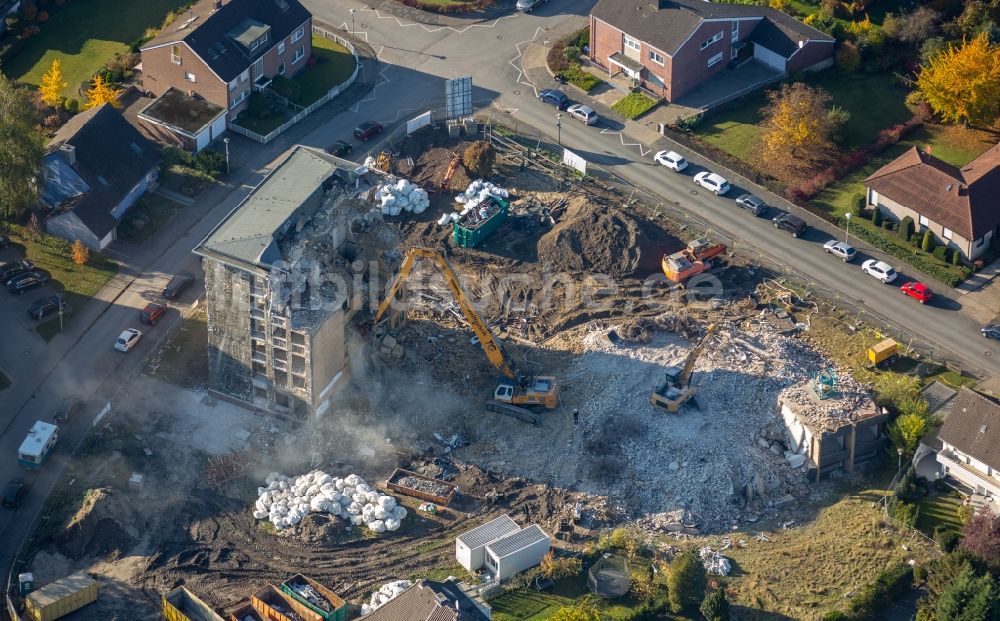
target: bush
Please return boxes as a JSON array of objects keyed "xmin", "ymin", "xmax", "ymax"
[
  {"xmin": 872, "ymin": 206, "xmax": 883, "ymax": 227},
  {"xmin": 547, "ymin": 40, "xmax": 569, "ymax": 72},
  {"xmin": 843, "ymin": 562, "xmax": 914, "ymax": 620},
  {"xmin": 932, "ymin": 245, "xmax": 948, "ymax": 262},
  {"xmin": 914, "ymin": 564, "xmax": 928, "ymax": 583},
  {"xmin": 899, "ymin": 215, "xmax": 914, "ymax": 241},
  {"xmin": 560, "ymin": 64, "xmax": 601, "ymax": 92},
  {"xmin": 889, "ymin": 498, "xmax": 920, "ymax": 527},
  {"xmin": 612, "ymin": 91, "xmax": 658, "ymax": 119},
  {"xmin": 563, "ymin": 45, "xmax": 581, "ymax": 62},
  {"xmin": 462, "ymin": 140, "xmax": 496, "ymax": 178},
  {"xmin": 921, "ymin": 229, "xmax": 934, "ymax": 252},
  {"xmin": 576, "ymin": 27, "xmax": 590, "ymax": 49},
  {"xmin": 852, "ymin": 192, "xmax": 866, "ymax": 217},
  {"xmin": 934, "ymin": 526, "xmax": 960, "ymax": 552},
  {"xmin": 700, "ymin": 589, "xmax": 730, "ymax": 621},
  {"xmin": 951, "ymin": 250, "xmax": 961, "ymax": 266},
  {"xmin": 62, "ymin": 97, "xmax": 79, "ymax": 113},
  {"xmin": 193, "ymin": 149, "xmax": 226, "ymax": 178}
]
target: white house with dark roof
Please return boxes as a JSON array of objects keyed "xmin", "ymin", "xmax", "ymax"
[
  {"xmin": 41, "ymin": 104, "xmax": 161, "ymax": 250},
  {"xmin": 455, "ymin": 515, "xmax": 519, "ymax": 573}
]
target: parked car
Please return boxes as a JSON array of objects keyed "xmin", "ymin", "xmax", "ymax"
[
  {"xmin": 8, "ymin": 271, "xmax": 48, "ymax": 295},
  {"xmin": 353, "ymin": 121, "xmax": 383, "ymax": 141},
  {"xmin": 162, "ymin": 272, "xmax": 194, "ymax": 299},
  {"xmin": 901, "ymin": 281, "xmax": 933, "ymax": 304},
  {"xmin": 822, "ymin": 240, "xmax": 857, "ymax": 262},
  {"xmin": 328, "ymin": 140, "xmax": 353, "ymax": 157},
  {"xmin": 983, "ymin": 324, "xmax": 1000, "ymax": 340},
  {"xmin": 566, "ymin": 104, "xmax": 598, "ymax": 125},
  {"xmin": 773, "ymin": 213, "xmax": 807, "ymax": 238},
  {"xmin": 114, "ymin": 328, "xmax": 142, "ymax": 352},
  {"xmin": 140, "ymin": 302, "xmax": 166, "ymax": 326},
  {"xmin": 1, "ymin": 480, "xmax": 26, "ymax": 508},
  {"xmin": 27, "ymin": 295, "xmax": 66, "ymax": 320},
  {"xmin": 0, "ymin": 259, "xmax": 33, "ymax": 284},
  {"xmin": 538, "ymin": 88, "xmax": 569, "ymax": 109},
  {"xmin": 862, "ymin": 259, "xmax": 898, "ymax": 283},
  {"xmin": 53, "ymin": 397, "xmax": 83, "ymax": 424},
  {"xmin": 653, "ymin": 150, "xmax": 688, "ymax": 172},
  {"xmin": 735, "ymin": 193, "xmax": 766, "ymax": 216},
  {"xmin": 516, "ymin": 0, "xmax": 546, "ymax": 11},
  {"xmin": 693, "ymin": 171, "xmax": 731, "ymax": 195}
]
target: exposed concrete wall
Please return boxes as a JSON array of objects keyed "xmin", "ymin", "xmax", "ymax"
[
  {"xmin": 309, "ymin": 309, "xmax": 347, "ymax": 408},
  {"xmin": 205, "ymin": 258, "xmax": 254, "ymax": 403}
]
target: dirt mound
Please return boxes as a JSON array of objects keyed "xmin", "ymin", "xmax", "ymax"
[
  {"xmin": 537, "ymin": 198, "xmax": 681, "ymax": 277},
  {"xmin": 58, "ymin": 488, "xmax": 139, "ymax": 560}
]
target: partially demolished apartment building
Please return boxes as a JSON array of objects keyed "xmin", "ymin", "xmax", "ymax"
[{"xmin": 194, "ymin": 145, "xmax": 398, "ymax": 418}]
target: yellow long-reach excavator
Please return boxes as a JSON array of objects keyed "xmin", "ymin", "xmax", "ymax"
[
  {"xmin": 373, "ymin": 248, "xmax": 559, "ymax": 425},
  {"xmin": 650, "ymin": 323, "xmax": 718, "ymax": 412}
]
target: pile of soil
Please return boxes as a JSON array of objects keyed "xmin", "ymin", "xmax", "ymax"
[
  {"xmin": 537, "ymin": 198, "xmax": 681, "ymax": 277},
  {"xmin": 58, "ymin": 488, "xmax": 138, "ymax": 560}
]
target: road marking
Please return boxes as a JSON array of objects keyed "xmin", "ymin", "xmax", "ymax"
[
  {"xmin": 352, "ymin": 8, "xmax": 507, "ymax": 34},
  {"xmin": 508, "ymin": 27, "xmax": 546, "ymax": 97},
  {"xmin": 599, "ymin": 127, "xmax": 652, "ymax": 157},
  {"xmin": 350, "ymin": 45, "xmax": 392, "ymax": 113}
]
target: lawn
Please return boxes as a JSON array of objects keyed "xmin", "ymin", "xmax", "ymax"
[
  {"xmin": 149, "ymin": 306, "xmax": 207, "ymax": 388},
  {"xmin": 491, "ymin": 577, "xmax": 667, "ymax": 621},
  {"xmin": 234, "ymin": 109, "xmax": 292, "ymax": 136},
  {"xmin": 700, "ymin": 487, "xmax": 936, "ymax": 620},
  {"xmin": 0, "ymin": 369, "xmax": 9, "ymax": 391},
  {"xmin": 117, "ymin": 193, "xmax": 187, "ymax": 243},
  {"xmin": 3, "ymin": 0, "xmax": 191, "ymax": 100},
  {"xmin": 695, "ymin": 71, "xmax": 911, "ymax": 159},
  {"xmin": 295, "ymin": 35, "xmax": 357, "ymax": 106},
  {"xmin": 0, "ymin": 222, "xmax": 118, "ymax": 342},
  {"xmin": 916, "ymin": 493, "xmax": 964, "ymax": 536}
]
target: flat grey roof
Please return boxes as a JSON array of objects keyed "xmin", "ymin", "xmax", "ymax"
[
  {"xmin": 487, "ymin": 524, "xmax": 549, "ymax": 559},
  {"xmin": 229, "ymin": 17, "xmax": 270, "ymax": 48},
  {"xmin": 139, "ymin": 87, "xmax": 226, "ymax": 136},
  {"xmin": 194, "ymin": 146, "xmax": 348, "ymax": 271},
  {"xmin": 456, "ymin": 515, "xmax": 519, "ymax": 550}
]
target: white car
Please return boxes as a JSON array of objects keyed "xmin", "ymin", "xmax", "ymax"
[
  {"xmin": 566, "ymin": 104, "xmax": 598, "ymax": 125},
  {"xmin": 115, "ymin": 328, "xmax": 143, "ymax": 352},
  {"xmin": 654, "ymin": 150, "xmax": 688, "ymax": 172},
  {"xmin": 693, "ymin": 171, "xmax": 730, "ymax": 195},
  {"xmin": 862, "ymin": 259, "xmax": 897, "ymax": 283},
  {"xmin": 823, "ymin": 240, "xmax": 857, "ymax": 262}
]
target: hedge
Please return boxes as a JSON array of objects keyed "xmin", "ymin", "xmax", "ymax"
[
  {"xmin": 836, "ymin": 216, "xmax": 972, "ymax": 286},
  {"xmin": 395, "ymin": 0, "xmax": 493, "ymax": 13}
]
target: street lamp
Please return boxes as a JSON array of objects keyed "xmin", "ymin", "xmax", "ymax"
[
  {"xmin": 556, "ymin": 113, "xmax": 562, "ymax": 147},
  {"xmin": 897, "ymin": 447, "xmax": 904, "ymax": 471},
  {"xmin": 845, "ymin": 212, "xmax": 852, "ymax": 244},
  {"xmin": 350, "ymin": 8, "xmax": 356, "ymax": 36},
  {"xmin": 223, "ymin": 137, "xmax": 230, "ymax": 175}
]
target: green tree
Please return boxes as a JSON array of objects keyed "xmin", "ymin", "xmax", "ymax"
[
  {"xmin": 668, "ymin": 551, "xmax": 707, "ymax": 614},
  {"xmin": 0, "ymin": 75, "xmax": 44, "ymax": 218},
  {"xmin": 916, "ymin": 33, "xmax": 1000, "ymax": 127},
  {"xmin": 922, "ymin": 229, "xmax": 935, "ymax": 252},
  {"xmin": 872, "ymin": 206, "xmax": 884, "ymax": 227},
  {"xmin": 899, "ymin": 215, "xmax": 915, "ymax": 241},
  {"xmin": 888, "ymin": 413, "xmax": 928, "ymax": 456},
  {"xmin": 700, "ymin": 589, "xmax": 730, "ymax": 621},
  {"xmin": 935, "ymin": 564, "xmax": 999, "ymax": 621}
]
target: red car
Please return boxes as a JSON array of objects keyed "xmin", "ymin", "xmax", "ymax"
[{"xmin": 901, "ymin": 281, "xmax": 933, "ymax": 304}]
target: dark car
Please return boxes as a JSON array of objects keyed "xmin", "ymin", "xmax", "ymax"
[
  {"xmin": 53, "ymin": 397, "xmax": 83, "ymax": 424},
  {"xmin": 0, "ymin": 234, "xmax": 9, "ymax": 248},
  {"xmin": 0, "ymin": 259, "xmax": 33, "ymax": 284},
  {"xmin": 773, "ymin": 213, "xmax": 808, "ymax": 238},
  {"xmin": 162, "ymin": 272, "xmax": 195, "ymax": 299},
  {"xmin": 538, "ymin": 88, "xmax": 569, "ymax": 109},
  {"xmin": 353, "ymin": 121, "xmax": 383, "ymax": 141},
  {"xmin": 735, "ymin": 193, "xmax": 766, "ymax": 216},
  {"xmin": 2, "ymin": 480, "xmax": 26, "ymax": 508},
  {"xmin": 982, "ymin": 324, "xmax": 1000, "ymax": 340},
  {"xmin": 140, "ymin": 302, "xmax": 166, "ymax": 325},
  {"xmin": 8, "ymin": 271, "xmax": 48, "ymax": 295},
  {"xmin": 27, "ymin": 295, "xmax": 66, "ymax": 320},
  {"xmin": 328, "ymin": 140, "xmax": 353, "ymax": 157}
]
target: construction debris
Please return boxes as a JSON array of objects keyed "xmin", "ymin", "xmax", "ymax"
[
  {"xmin": 374, "ymin": 177, "xmax": 430, "ymax": 216},
  {"xmin": 699, "ymin": 547, "xmax": 732, "ymax": 576},
  {"xmin": 254, "ymin": 471, "xmax": 406, "ymax": 532},
  {"xmin": 361, "ymin": 580, "xmax": 412, "ymax": 616}
]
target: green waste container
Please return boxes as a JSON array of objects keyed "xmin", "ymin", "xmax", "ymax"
[{"xmin": 453, "ymin": 196, "xmax": 509, "ymax": 248}]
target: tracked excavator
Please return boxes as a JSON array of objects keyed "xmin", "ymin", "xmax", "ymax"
[
  {"xmin": 373, "ymin": 248, "xmax": 559, "ymax": 425},
  {"xmin": 650, "ymin": 323, "xmax": 718, "ymax": 412}
]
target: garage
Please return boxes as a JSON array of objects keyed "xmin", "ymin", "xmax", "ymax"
[{"xmin": 753, "ymin": 43, "xmax": 786, "ymax": 71}]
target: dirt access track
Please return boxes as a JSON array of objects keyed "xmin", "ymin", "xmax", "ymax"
[{"xmin": 18, "ymin": 131, "xmax": 877, "ymax": 620}]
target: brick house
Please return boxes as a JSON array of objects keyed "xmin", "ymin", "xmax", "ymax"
[
  {"xmin": 139, "ymin": 0, "xmax": 312, "ymax": 147},
  {"xmin": 864, "ymin": 144, "xmax": 1000, "ymax": 262},
  {"xmin": 589, "ymin": 0, "xmax": 834, "ymax": 102}
]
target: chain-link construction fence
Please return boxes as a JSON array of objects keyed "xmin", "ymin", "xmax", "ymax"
[{"xmin": 474, "ymin": 109, "xmax": 984, "ymax": 380}]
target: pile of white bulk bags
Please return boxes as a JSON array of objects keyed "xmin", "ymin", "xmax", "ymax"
[
  {"xmin": 253, "ymin": 471, "xmax": 407, "ymax": 532},
  {"xmin": 377, "ymin": 178, "xmax": 430, "ymax": 216},
  {"xmin": 360, "ymin": 581, "xmax": 413, "ymax": 616}
]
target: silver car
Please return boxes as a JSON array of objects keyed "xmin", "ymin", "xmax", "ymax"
[
  {"xmin": 567, "ymin": 104, "xmax": 598, "ymax": 125},
  {"xmin": 823, "ymin": 240, "xmax": 857, "ymax": 262}
]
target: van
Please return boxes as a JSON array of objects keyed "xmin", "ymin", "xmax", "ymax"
[{"xmin": 162, "ymin": 272, "xmax": 194, "ymax": 299}]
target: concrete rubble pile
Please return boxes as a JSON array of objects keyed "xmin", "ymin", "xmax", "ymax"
[
  {"xmin": 376, "ymin": 178, "xmax": 430, "ymax": 216},
  {"xmin": 253, "ymin": 471, "xmax": 407, "ymax": 532},
  {"xmin": 777, "ymin": 377, "xmax": 876, "ymax": 431},
  {"xmin": 699, "ymin": 547, "xmax": 732, "ymax": 576},
  {"xmin": 360, "ymin": 580, "xmax": 412, "ymax": 616},
  {"xmin": 395, "ymin": 474, "xmax": 452, "ymax": 497}
]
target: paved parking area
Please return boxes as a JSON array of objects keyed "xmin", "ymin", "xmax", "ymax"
[{"xmin": 0, "ymin": 245, "xmax": 54, "ymax": 395}]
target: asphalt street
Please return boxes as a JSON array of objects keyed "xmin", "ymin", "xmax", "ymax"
[{"xmin": 0, "ymin": 0, "xmax": 997, "ymax": 586}]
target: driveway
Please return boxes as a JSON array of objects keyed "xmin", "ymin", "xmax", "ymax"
[{"xmin": 0, "ymin": 245, "xmax": 51, "ymax": 402}]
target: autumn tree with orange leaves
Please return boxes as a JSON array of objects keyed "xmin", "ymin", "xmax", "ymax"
[
  {"xmin": 83, "ymin": 75, "xmax": 123, "ymax": 110},
  {"xmin": 916, "ymin": 33, "xmax": 1000, "ymax": 128},
  {"xmin": 758, "ymin": 82, "xmax": 846, "ymax": 178}
]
